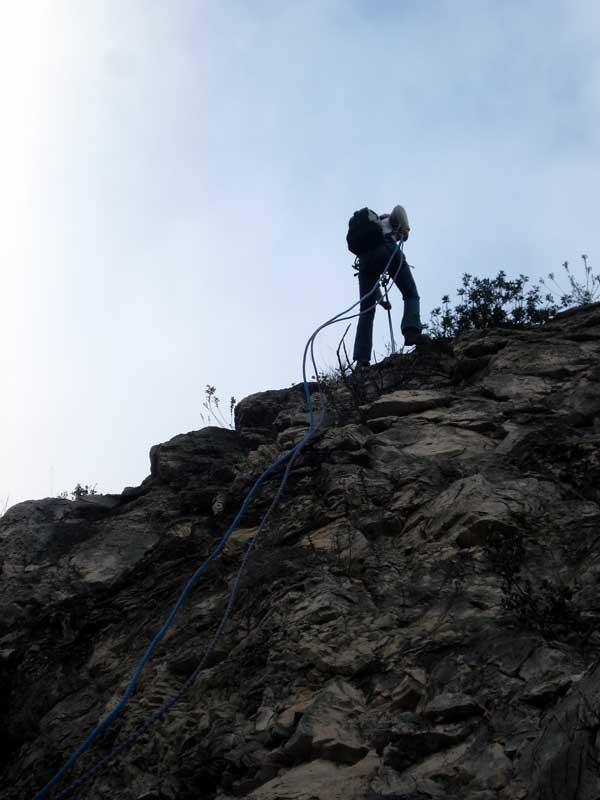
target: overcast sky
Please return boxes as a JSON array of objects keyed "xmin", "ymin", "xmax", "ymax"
[{"xmin": 1, "ymin": 0, "xmax": 599, "ymax": 507}]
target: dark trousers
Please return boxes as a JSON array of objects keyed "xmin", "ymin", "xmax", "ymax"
[{"xmin": 352, "ymin": 240, "xmax": 422, "ymax": 364}]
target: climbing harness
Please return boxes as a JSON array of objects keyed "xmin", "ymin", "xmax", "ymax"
[{"xmin": 33, "ymin": 242, "xmax": 403, "ymax": 800}]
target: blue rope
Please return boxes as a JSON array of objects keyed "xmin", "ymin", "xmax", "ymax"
[
  {"xmin": 49, "ymin": 422, "xmax": 320, "ymax": 800},
  {"xmin": 33, "ymin": 452, "xmax": 299, "ymax": 800},
  {"xmin": 32, "ymin": 241, "xmax": 401, "ymax": 800}
]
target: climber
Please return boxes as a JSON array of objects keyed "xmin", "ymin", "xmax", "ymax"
[{"xmin": 347, "ymin": 205, "xmax": 429, "ymax": 366}]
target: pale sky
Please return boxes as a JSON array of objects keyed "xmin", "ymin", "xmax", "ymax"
[{"xmin": 1, "ymin": 0, "xmax": 599, "ymax": 507}]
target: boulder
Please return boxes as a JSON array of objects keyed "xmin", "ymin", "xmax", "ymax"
[{"xmin": 284, "ymin": 679, "xmax": 369, "ymax": 765}]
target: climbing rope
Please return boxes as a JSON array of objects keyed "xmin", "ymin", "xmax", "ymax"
[
  {"xmin": 33, "ymin": 241, "xmax": 402, "ymax": 800},
  {"xmin": 48, "ymin": 424, "xmax": 320, "ymax": 800},
  {"xmin": 382, "ymin": 280, "xmax": 397, "ymax": 354}
]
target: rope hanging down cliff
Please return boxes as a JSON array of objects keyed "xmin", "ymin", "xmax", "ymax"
[{"xmin": 33, "ymin": 242, "xmax": 403, "ymax": 800}]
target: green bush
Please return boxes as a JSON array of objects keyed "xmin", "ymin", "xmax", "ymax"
[
  {"xmin": 59, "ymin": 483, "xmax": 98, "ymax": 500},
  {"xmin": 429, "ymin": 271, "xmax": 559, "ymax": 339},
  {"xmin": 429, "ymin": 256, "xmax": 598, "ymax": 340}
]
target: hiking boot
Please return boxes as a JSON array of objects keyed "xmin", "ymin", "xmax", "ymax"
[{"xmin": 403, "ymin": 329, "xmax": 431, "ymax": 346}]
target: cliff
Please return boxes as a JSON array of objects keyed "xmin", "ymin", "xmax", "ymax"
[{"xmin": 2, "ymin": 303, "xmax": 600, "ymax": 800}]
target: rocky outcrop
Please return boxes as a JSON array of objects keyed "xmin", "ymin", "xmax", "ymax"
[{"xmin": 1, "ymin": 304, "xmax": 600, "ymax": 799}]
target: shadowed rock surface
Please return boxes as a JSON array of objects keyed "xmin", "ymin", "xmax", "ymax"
[{"xmin": 1, "ymin": 303, "xmax": 600, "ymax": 800}]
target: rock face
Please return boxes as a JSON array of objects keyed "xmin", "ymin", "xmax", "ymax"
[{"xmin": 2, "ymin": 304, "xmax": 600, "ymax": 800}]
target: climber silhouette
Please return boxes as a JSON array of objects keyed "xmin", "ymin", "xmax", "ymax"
[{"xmin": 347, "ymin": 205, "xmax": 428, "ymax": 366}]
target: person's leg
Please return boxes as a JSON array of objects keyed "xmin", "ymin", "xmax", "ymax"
[
  {"xmin": 352, "ymin": 261, "xmax": 383, "ymax": 365},
  {"xmin": 389, "ymin": 255, "xmax": 423, "ymax": 335}
]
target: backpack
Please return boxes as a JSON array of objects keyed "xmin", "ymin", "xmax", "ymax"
[{"xmin": 346, "ymin": 208, "xmax": 384, "ymax": 256}]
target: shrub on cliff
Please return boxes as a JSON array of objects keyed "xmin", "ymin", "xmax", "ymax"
[
  {"xmin": 430, "ymin": 256, "xmax": 598, "ymax": 339},
  {"xmin": 429, "ymin": 271, "xmax": 559, "ymax": 339},
  {"xmin": 59, "ymin": 483, "xmax": 98, "ymax": 500}
]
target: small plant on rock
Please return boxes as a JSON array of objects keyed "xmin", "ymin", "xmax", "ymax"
[
  {"xmin": 484, "ymin": 521, "xmax": 589, "ymax": 641},
  {"xmin": 201, "ymin": 385, "xmax": 236, "ymax": 429},
  {"xmin": 59, "ymin": 483, "xmax": 98, "ymax": 500},
  {"xmin": 540, "ymin": 255, "xmax": 600, "ymax": 307}
]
